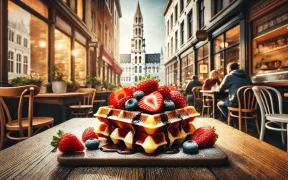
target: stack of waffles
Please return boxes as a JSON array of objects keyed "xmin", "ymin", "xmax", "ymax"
[{"xmin": 94, "ymin": 106, "xmax": 199, "ymax": 154}]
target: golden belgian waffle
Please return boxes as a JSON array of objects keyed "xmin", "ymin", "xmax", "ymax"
[{"xmin": 94, "ymin": 106, "xmax": 199, "ymax": 154}]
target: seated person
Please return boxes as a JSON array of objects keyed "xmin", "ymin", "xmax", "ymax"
[
  {"xmin": 217, "ymin": 62, "xmax": 252, "ymax": 123},
  {"xmin": 185, "ymin": 75, "xmax": 203, "ymax": 106},
  {"xmin": 202, "ymin": 70, "xmax": 221, "ymax": 90}
]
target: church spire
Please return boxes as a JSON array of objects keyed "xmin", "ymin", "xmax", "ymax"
[{"xmin": 134, "ymin": 1, "xmax": 143, "ymax": 18}]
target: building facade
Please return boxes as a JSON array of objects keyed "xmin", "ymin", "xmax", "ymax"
[
  {"xmin": 163, "ymin": 0, "xmax": 247, "ymax": 87},
  {"xmin": 0, "ymin": 0, "xmax": 123, "ymax": 86},
  {"xmin": 120, "ymin": 2, "xmax": 164, "ymax": 87}
]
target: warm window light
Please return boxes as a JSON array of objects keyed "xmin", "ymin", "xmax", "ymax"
[
  {"xmin": 56, "ymin": 43, "xmax": 63, "ymax": 50},
  {"xmin": 39, "ymin": 41, "xmax": 46, "ymax": 47},
  {"xmin": 220, "ymin": 42, "xmax": 228, "ymax": 48},
  {"xmin": 72, "ymin": 49, "xmax": 78, "ymax": 56}
]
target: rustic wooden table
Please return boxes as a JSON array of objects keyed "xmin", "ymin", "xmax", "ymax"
[
  {"xmin": 34, "ymin": 93, "xmax": 87, "ymax": 123},
  {"xmin": 200, "ymin": 90, "xmax": 228, "ymax": 118},
  {"xmin": 0, "ymin": 117, "xmax": 287, "ymax": 179}
]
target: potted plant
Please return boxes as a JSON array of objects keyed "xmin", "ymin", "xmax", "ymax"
[
  {"xmin": 40, "ymin": 82, "xmax": 50, "ymax": 93},
  {"xmin": 10, "ymin": 77, "xmax": 28, "ymax": 87},
  {"xmin": 10, "ymin": 72, "xmax": 44, "ymax": 88},
  {"xmin": 102, "ymin": 80, "xmax": 109, "ymax": 91},
  {"xmin": 85, "ymin": 75, "xmax": 95, "ymax": 88},
  {"xmin": 94, "ymin": 77, "xmax": 102, "ymax": 91},
  {"xmin": 67, "ymin": 80, "xmax": 80, "ymax": 92},
  {"xmin": 50, "ymin": 65, "xmax": 67, "ymax": 93}
]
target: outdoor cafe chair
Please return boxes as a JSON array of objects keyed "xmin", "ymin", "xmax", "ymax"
[
  {"xmin": 0, "ymin": 85, "xmax": 54, "ymax": 150},
  {"xmin": 192, "ymin": 86, "xmax": 203, "ymax": 112},
  {"xmin": 227, "ymin": 86, "xmax": 260, "ymax": 134},
  {"xmin": 70, "ymin": 88, "xmax": 96, "ymax": 118},
  {"xmin": 253, "ymin": 86, "xmax": 288, "ymax": 151}
]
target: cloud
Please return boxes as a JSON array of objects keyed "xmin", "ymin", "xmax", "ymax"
[{"xmin": 119, "ymin": 0, "xmax": 166, "ymax": 54}]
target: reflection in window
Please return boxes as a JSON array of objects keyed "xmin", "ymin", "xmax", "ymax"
[
  {"xmin": 8, "ymin": 51, "xmax": 14, "ymax": 73},
  {"xmin": 55, "ymin": 29, "xmax": 71, "ymax": 81},
  {"xmin": 8, "ymin": 1, "xmax": 48, "ymax": 80},
  {"xmin": 213, "ymin": 25, "xmax": 240, "ymax": 78},
  {"xmin": 74, "ymin": 41, "xmax": 86, "ymax": 85}
]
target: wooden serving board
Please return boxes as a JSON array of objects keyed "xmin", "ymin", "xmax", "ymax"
[{"xmin": 58, "ymin": 147, "xmax": 228, "ymax": 166}]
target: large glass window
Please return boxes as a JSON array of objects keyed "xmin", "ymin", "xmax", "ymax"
[
  {"xmin": 213, "ymin": 25, "xmax": 240, "ymax": 80},
  {"xmin": 175, "ymin": 31, "xmax": 178, "ymax": 51},
  {"xmin": 23, "ymin": 56, "xmax": 28, "ymax": 74},
  {"xmin": 77, "ymin": 0, "xmax": 84, "ymax": 21},
  {"xmin": 8, "ymin": 51, "xmax": 14, "ymax": 73},
  {"xmin": 180, "ymin": 21, "xmax": 184, "ymax": 45},
  {"xmin": 214, "ymin": 0, "xmax": 223, "ymax": 15},
  {"xmin": 197, "ymin": 44, "xmax": 209, "ymax": 81},
  {"xmin": 8, "ymin": 0, "xmax": 48, "ymax": 81},
  {"xmin": 74, "ymin": 41, "xmax": 86, "ymax": 85},
  {"xmin": 188, "ymin": 10, "xmax": 193, "ymax": 39},
  {"xmin": 55, "ymin": 29, "xmax": 71, "ymax": 81},
  {"xmin": 174, "ymin": 4, "xmax": 178, "ymax": 23},
  {"xmin": 181, "ymin": 53, "xmax": 194, "ymax": 84}
]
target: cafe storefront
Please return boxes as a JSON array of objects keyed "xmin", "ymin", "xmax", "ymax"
[{"xmin": 0, "ymin": 0, "xmax": 122, "ymax": 86}]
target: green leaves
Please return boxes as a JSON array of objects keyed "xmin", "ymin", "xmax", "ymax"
[
  {"xmin": 135, "ymin": 74, "xmax": 161, "ymax": 84},
  {"xmin": 50, "ymin": 130, "xmax": 64, "ymax": 152}
]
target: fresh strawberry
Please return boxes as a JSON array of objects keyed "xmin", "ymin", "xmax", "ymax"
[
  {"xmin": 191, "ymin": 127, "xmax": 218, "ymax": 148},
  {"xmin": 170, "ymin": 91, "xmax": 186, "ymax": 108},
  {"xmin": 128, "ymin": 86, "xmax": 138, "ymax": 93},
  {"xmin": 157, "ymin": 85, "xmax": 171, "ymax": 99},
  {"xmin": 109, "ymin": 88, "xmax": 133, "ymax": 109},
  {"xmin": 82, "ymin": 127, "xmax": 98, "ymax": 142},
  {"xmin": 138, "ymin": 91, "xmax": 163, "ymax": 113},
  {"xmin": 137, "ymin": 79, "xmax": 159, "ymax": 94},
  {"xmin": 51, "ymin": 130, "xmax": 84, "ymax": 153}
]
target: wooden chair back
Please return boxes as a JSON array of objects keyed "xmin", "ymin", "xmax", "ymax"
[
  {"xmin": 0, "ymin": 85, "xmax": 40, "ymax": 139},
  {"xmin": 76, "ymin": 88, "xmax": 96, "ymax": 106},
  {"xmin": 237, "ymin": 86, "xmax": 258, "ymax": 112},
  {"xmin": 0, "ymin": 102, "xmax": 5, "ymax": 150},
  {"xmin": 192, "ymin": 86, "xmax": 203, "ymax": 108}
]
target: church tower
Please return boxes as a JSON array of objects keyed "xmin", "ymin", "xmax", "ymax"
[{"xmin": 131, "ymin": 1, "xmax": 145, "ymax": 53}]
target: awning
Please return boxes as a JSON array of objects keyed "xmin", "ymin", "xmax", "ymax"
[
  {"xmin": 102, "ymin": 48, "xmax": 114, "ymax": 66},
  {"xmin": 113, "ymin": 62, "xmax": 123, "ymax": 74}
]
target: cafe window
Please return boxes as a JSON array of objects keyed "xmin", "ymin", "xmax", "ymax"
[
  {"xmin": 213, "ymin": 0, "xmax": 223, "ymax": 16},
  {"xmin": 77, "ymin": 0, "xmax": 84, "ymax": 21},
  {"xmin": 55, "ymin": 29, "xmax": 71, "ymax": 81},
  {"xmin": 23, "ymin": 56, "xmax": 28, "ymax": 74},
  {"xmin": 8, "ymin": 0, "xmax": 48, "ymax": 80},
  {"xmin": 213, "ymin": 25, "xmax": 240, "ymax": 80},
  {"xmin": 16, "ymin": 54, "xmax": 22, "ymax": 74},
  {"xmin": 252, "ymin": 6, "xmax": 288, "ymax": 75},
  {"xmin": 180, "ymin": 21, "xmax": 184, "ymax": 45},
  {"xmin": 74, "ymin": 41, "xmax": 86, "ymax": 85},
  {"xmin": 180, "ymin": 0, "xmax": 184, "ymax": 13},
  {"xmin": 181, "ymin": 52, "xmax": 194, "ymax": 84},
  {"xmin": 175, "ymin": 31, "xmax": 178, "ymax": 51},
  {"xmin": 188, "ymin": 10, "xmax": 193, "ymax": 39},
  {"xmin": 174, "ymin": 4, "xmax": 178, "ymax": 23},
  {"xmin": 198, "ymin": 0, "xmax": 205, "ymax": 29},
  {"xmin": 8, "ymin": 51, "xmax": 14, "ymax": 73},
  {"xmin": 197, "ymin": 43, "xmax": 209, "ymax": 81}
]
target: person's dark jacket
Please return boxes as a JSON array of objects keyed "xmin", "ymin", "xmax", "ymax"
[
  {"xmin": 185, "ymin": 80, "xmax": 202, "ymax": 95},
  {"xmin": 219, "ymin": 69, "xmax": 252, "ymax": 105}
]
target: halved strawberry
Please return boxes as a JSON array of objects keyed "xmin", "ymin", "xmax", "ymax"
[
  {"xmin": 138, "ymin": 91, "xmax": 163, "ymax": 113},
  {"xmin": 51, "ymin": 130, "xmax": 84, "ymax": 153},
  {"xmin": 157, "ymin": 85, "xmax": 171, "ymax": 99},
  {"xmin": 109, "ymin": 88, "xmax": 133, "ymax": 109},
  {"xmin": 137, "ymin": 79, "xmax": 159, "ymax": 94},
  {"xmin": 191, "ymin": 126, "xmax": 218, "ymax": 148},
  {"xmin": 82, "ymin": 127, "xmax": 98, "ymax": 142},
  {"xmin": 170, "ymin": 91, "xmax": 186, "ymax": 108}
]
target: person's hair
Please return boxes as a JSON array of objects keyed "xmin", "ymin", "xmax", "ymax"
[
  {"xmin": 192, "ymin": 75, "xmax": 198, "ymax": 80},
  {"xmin": 227, "ymin": 62, "xmax": 239, "ymax": 71},
  {"xmin": 209, "ymin": 70, "xmax": 218, "ymax": 78}
]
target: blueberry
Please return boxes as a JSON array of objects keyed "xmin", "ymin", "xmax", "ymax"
[
  {"xmin": 133, "ymin": 91, "xmax": 145, "ymax": 100},
  {"xmin": 163, "ymin": 99, "xmax": 176, "ymax": 111},
  {"xmin": 85, "ymin": 138, "xmax": 100, "ymax": 150},
  {"xmin": 125, "ymin": 98, "xmax": 138, "ymax": 111},
  {"xmin": 182, "ymin": 140, "xmax": 199, "ymax": 154}
]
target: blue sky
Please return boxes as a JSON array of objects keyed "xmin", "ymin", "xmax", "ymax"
[{"xmin": 120, "ymin": 0, "xmax": 167, "ymax": 54}]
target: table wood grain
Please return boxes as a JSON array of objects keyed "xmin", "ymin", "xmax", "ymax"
[{"xmin": 0, "ymin": 117, "xmax": 287, "ymax": 179}]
